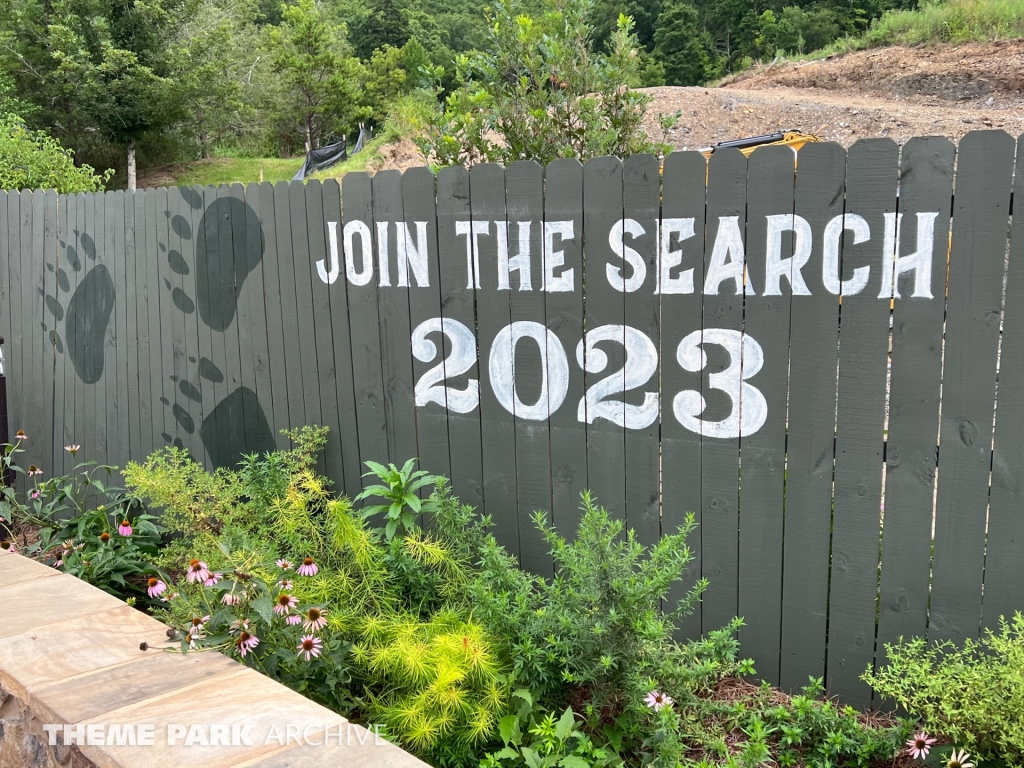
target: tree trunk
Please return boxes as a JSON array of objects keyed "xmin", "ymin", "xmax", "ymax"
[{"xmin": 127, "ymin": 139, "xmax": 137, "ymax": 191}]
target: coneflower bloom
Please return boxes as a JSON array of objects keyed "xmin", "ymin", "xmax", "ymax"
[
  {"xmin": 0, "ymin": 540, "xmax": 17, "ymax": 553},
  {"xmin": 296, "ymin": 635, "xmax": 323, "ymax": 661},
  {"xmin": 236, "ymin": 630, "xmax": 260, "ymax": 657},
  {"xmin": 185, "ymin": 559, "xmax": 210, "ymax": 583},
  {"xmin": 906, "ymin": 732, "xmax": 936, "ymax": 760},
  {"xmin": 203, "ymin": 572, "xmax": 222, "ymax": 587},
  {"xmin": 947, "ymin": 749, "xmax": 974, "ymax": 768},
  {"xmin": 644, "ymin": 691, "xmax": 673, "ymax": 711},
  {"xmin": 303, "ymin": 607, "xmax": 328, "ymax": 632},
  {"xmin": 274, "ymin": 594, "xmax": 298, "ymax": 615},
  {"xmin": 147, "ymin": 577, "xmax": 167, "ymax": 598},
  {"xmin": 65, "ymin": 444, "xmax": 80, "ymax": 455},
  {"xmin": 286, "ymin": 614, "xmax": 302, "ymax": 625},
  {"xmin": 27, "ymin": 465, "xmax": 42, "ymax": 476},
  {"xmin": 185, "ymin": 633, "xmax": 199, "ymax": 650},
  {"xmin": 221, "ymin": 592, "xmax": 241, "ymax": 606},
  {"xmin": 15, "ymin": 430, "xmax": 26, "ymax": 441},
  {"xmin": 30, "ymin": 490, "xmax": 39, "ymax": 500},
  {"xmin": 296, "ymin": 557, "xmax": 318, "ymax": 577},
  {"xmin": 189, "ymin": 615, "xmax": 211, "ymax": 634},
  {"xmin": 99, "ymin": 532, "xmax": 110, "ymax": 543},
  {"xmin": 118, "ymin": 520, "xmax": 132, "ymax": 536},
  {"xmin": 278, "ymin": 579, "xmax": 293, "ymax": 590},
  {"xmin": 275, "ymin": 559, "xmax": 292, "ymax": 570}
]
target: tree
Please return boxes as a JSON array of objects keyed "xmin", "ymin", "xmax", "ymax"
[
  {"xmin": 350, "ymin": 0, "xmax": 411, "ymax": 60},
  {"xmin": 422, "ymin": 0, "xmax": 660, "ymax": 167},
  {"xmin": 0, "ymin": 115, "xmax": 111, "ymax": 192},
  {"xmin": 654, "ymin": 0, "xmax": 714, "ymax": 85},
  {"xmin": 269, "ymin": 0, "xmax": 369, "ymax": 151}
]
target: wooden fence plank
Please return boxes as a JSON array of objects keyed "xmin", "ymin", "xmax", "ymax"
[
  {"xmin": 154, "ymin": 188, "xmax": 175, "ymax": 454},
  {"xmin": 234, "ymin": 186, "xmax": 261, "ymax": 453},
  {"xmin": 133, "ymin": 190, "xmax": 155, "ymax": 459},
  {"xmin": 985, "ymin": 134, "xmax": 1024, "ymax": 630},
  {"xmin": 123, "ymin": 193, "xmax": 139, "ymax": 460},
  {"xmin": 471, "ymin": 163, "xmax": 519, "ymax": 558},
  {"xmin": 109, "ymin": 191, "xmax": 131, "ymax": 470},
  {"xmin": 661, "ymin": 150, "xmax": 707, "ymax": 642},
  {"xmin": 164, "ymin": 188, "xmax": 189, "ymax": 453},
  {"xmin": 582, "ymin": 156, "xmax": 626, "ymax": 518},
  {"xmin": 320, "ymin": 178, "xmax": 361, "ymax": 496},
  {"xmin": 0, "ymin": 192, "xmax": 9, "ymax": 450},
  {"xmin": 780, "ymin": 142, "xmax": 845, "ymax": 691},
  {"xmin": 402, "ymin": 167, "xmax": 451, "ymax": 489},
  {"xmin": 194, "ymin": 186, "xmax": 222, "ymax": 467},
  {"xmin": 38, "ymin": 190, "xmax": 56, "ymax": 474},
  {"xmin": 372, "ymin": 171, "xmax": 419, "ymax": 472},
  {"xmin": 50, "ymin": 193, "xmax": 68, "ymax": 475},
  {"xmin": 77, "ymin": 191, "xmax": 98, "ymax": 461},
  {"xmin": 100, "ymin": 191, "xmax": 119, "ymax": 470},
  {"xmin": 544, "ymin": 159, "xmax": 587, "ymax": 538},
  {"xmin": 931, "ymin": 130, "xmax": 1016, "ymax": 643},
  {"xmin": 170, "ymin": 187, "xmax": 201, "ymax": 463},
  {"xmin": 244, "ymin": 184, "xmax": 275, "ymax": 459},
  {"xmin": 219, "ymin": 184, "xmax": 250, "ymax": 460},
  {"xmin": 504, "ymin": 160, "xmax": 551, "ymax": 574},
  {"xmin": 94, "ymin": 189, "xmax": 111, "ymax": 463},
  {"xmin": 875, "ymin": 137, "xmax": 954, "ymax": 665},
  {"xmin": 622, "ymin": 154, "xmax": 661, "ymax": 550},
  {"xmin": 435, "ymin": 166, "xmax": 484, "ymax": 509},
  {"xmin": 7, "ymin": 192, "xmax": 22, "ymax": 443},
  {"xmin": 305, "ymin": 180, "xmax": 343, "ymax": 479},
  {"xmin": 24, "ymin": 191, "xmax": 43, "ymax": 469},
  {"xmin": 700, "ymin": 147, "xmax": 747, "ymax": 636},
  {"xmin": 827, "ymin": 138, "xmax": 898, "ymax": 706},
  {"xmin": 256, "ymin": 182, "xmax": 291, "ymax": 451},
  {"xmin": 342, "ymin": 172, "xmax": 389, "ymax": 492},
  {"xmin": 739, "ymin": 144, "xmax": 798, "ymax": 685},
  {"xmin": 272, "ymin": 182, "xmax": 305, "ymax": 455}
]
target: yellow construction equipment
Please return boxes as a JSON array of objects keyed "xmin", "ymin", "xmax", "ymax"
[{"xmin": 698, "ymin": 130, "xmax": 821, "ymax": 158}]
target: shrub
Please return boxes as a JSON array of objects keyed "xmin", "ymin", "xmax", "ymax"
[
  {"xmin": 864, "ymin": 614, "xmax": 1024, "ymax": 766},
  {"xmin": 0, "ymin": 115, "xmax": 112, "ymax": 192}
]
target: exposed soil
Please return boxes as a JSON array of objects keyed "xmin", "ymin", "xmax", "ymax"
[
  {"xmin": 643, "ymin": 40, "xmax": 1024, "ymax": 151},
  {"xmin": 361, "ymin": 136, "xmax": 426, "ymax": 174}
]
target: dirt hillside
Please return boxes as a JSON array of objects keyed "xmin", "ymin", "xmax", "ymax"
[{"xmin": 644, "ymin": 39, "xmax": 1024, "ymax": 150}]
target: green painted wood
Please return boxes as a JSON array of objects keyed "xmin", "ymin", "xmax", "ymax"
[
  {"xmin": 622, "ymin": 154, "xmax": 661, "ymax": 550},
  {"xmin": 50, "ymin": 193, "xmax": 69, "ymax": 475},
  {"xmin": 147, "ymin": 189, "xmax": 169, "ymax": 455},
  {"xmin": 506, "ymin": 160, "xmax": 552, "ymax": 575},
  {"xmin": 779, "ymin": 142, "xmax": 845, "ymax": 691},
  {"xmin": 342, "ymin": 172, "xmax": 389, "ymax": 492},
  {"xmin": 245, "ymin": 183, "xmax": 275, "ymax": 458},
  {"xmin": 122, "ymin": 193, "xmax": 139, "ymax": 459},
  {"xmin": 22, "ymin": 191, "xmax": 41, "ymax": 468},
  {"xmin": 875, "ymin": 137, "xmax": 954, "ymax": 666},
  {"xmin": 0, "ymin": 192, "xmax": 9, "ymax": 451},
  {"xmin": 402, "ymin": 167, "xmax": 452, "ymax": 489},
  {"xmin": 984, "ymin": 133, "xmax": 1024, "ymax": 631},
  {"xmin": 660, "ymin": 150, "xmax": 707, "ymax": 642},
  {"xmin": 6, "ymin": 192, "xmax": 23, "ymax": 443},
  {"xmin": 132, "ymin": 190, "xmax": 154, "ymax": 457},
  {"xmin": 256, "ymin": 182, "xmax": 291, "ymax": 451},
  {"xmin": 78, "ymin": 191, "xmax": 99, "ymax": 460},
  {"xmin": 305, "ymin": 180, "xmax": 343, "ymax": 479},
  {"xmin": 109, "ymin": 191, "xmax": 131, "ymax": 469},
  {"xmin": 162, "ymin": 187, "xmax": 188, "ymax": 453},
  {"xmin": 372, "ymin": 171, "xmax": 419, "ymax": 470},
  {"xmin": 827, "ymin": 139, "xmax": 898, "ymax": 706},
  {"xmin": 435, "ymin": 166, "xmax": 483, "ymax": 509},
  {"xmin": 195, "ymin": 186, "xmax": 223, "ymax": 467},
  {"xmin": 582, "ymin": 156, "xmax": 626, "ymax": 518},
  {"xmin": 272, "ymin": 182, "xmax": 305, "ymax": 454},
  {"xmin": 931, "ymin": 130, "xmax": 1016, "ymax": 644},
  {"xmin": 471, "ymin": 163, "xmax": 519, "ymax": 558},
  {"xmin": 234, "ymin": 185, "xmax": 262, "ymax": 453},
  {"xmin": 700, "ymin": 147, "xmax": 747, "ymax": 636},
  {"xmin": 12, "ymin": 190, "xmax": 28, "ymax": 453},
  {"xmin": 175, "ymin": 186, "xmax": 206, "ymax": 464},
  {"xmin": 42, "ymin": 188, "xmax": 56, "ymax": 472},
  {"xmin": 320, "ymin": 178, "xmax": 362, "ymax": 496},
  {"xmin": 220, "ymin": 184, "xmax": 250, "ymax": 459},
  {"xmin": 153, "ymin": 188, "xmax": 175, "ymax": 453},
  {"xmin": 94, "ymin": 190, "xmax": 111, "ymax": 463},
  {"xmin": 739, "ymin": 144, "xmax": 798, "ymax": 685},
  {"xmin": 543, "ymin": 159, "xmax": 587, "ymax": 538},
  {"xmin": 99, "ymin": 191, "xmax": 119, "ymax": 469}
]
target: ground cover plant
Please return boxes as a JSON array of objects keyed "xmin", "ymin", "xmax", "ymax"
[{"xmin": 0, "ymin": 426, "xmax": 1005, "ymax": 767}]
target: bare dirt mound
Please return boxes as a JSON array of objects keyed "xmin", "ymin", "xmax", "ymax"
[{"xmin": 642, "ymin": 41, "xmax": 1024, "ymax": 151}]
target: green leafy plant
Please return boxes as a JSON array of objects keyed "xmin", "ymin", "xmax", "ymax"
[
  {"xmin": 355, "ymin": 458, "xmax": 439, "ymax": 540},
  {"xmin": 0, "ymin": 114, "xmax": 112, "ymax": 192},
  {"xmin": 864, "ymin": 614, "xmax": 1024, "ymax": 767}
]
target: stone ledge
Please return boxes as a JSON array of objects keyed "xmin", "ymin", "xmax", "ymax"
[{"xmin": 0, "ymin": 552, "xmax": 429, "ymax": 768}]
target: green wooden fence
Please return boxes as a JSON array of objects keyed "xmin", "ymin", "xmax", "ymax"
[{"xmin": 2, "ymin": 131, "xmax": 1022, "ymax": 707}]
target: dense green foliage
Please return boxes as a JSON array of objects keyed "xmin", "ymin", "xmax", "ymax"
[
  {"xmin": 0, "ymin": 114, "xmax": 111, "ymax": 192},
  {"xmin": 865, "ymin": 614, "xmax": 1024, "ymax": 767}
]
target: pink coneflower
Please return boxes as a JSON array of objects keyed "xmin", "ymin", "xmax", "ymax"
[
  {"xmin": 189, "ymin": 615, "xmax": 211, "ymax": 633},
  {"xmin": 278, "ymin": 579, "xmax": 293, "ymax": 590},
  {"xmin": 906, "ymin": 732, "xmax": 936, "ymax": 760},
  {"xmin": 118, "ymin": 520, "xmax": 132, "ymax": 536},
  {"xmin": 297, "ymin": 557, "xmax": 318, "ymax": 577},
  {"xmin": 185, "ymin": 559, "xmax": 210, "ymax": 583},
  {"xmin": 30, "ymin": 490, "xmax": 39, "ymax": 500},
  {"xmin": 147, "ymin": 577, "xmax": 167, "ymax": 598},
  {"xmin": 163, "ymin": 592, "xmax": 179, "ymax": 602},
  {"xmin": 203, "ymin": 572, "xmax": 222, "ymax": 587},
  {"xmin": 947, "ymin": 749, "xmax": 974, "ymax": 768},
  {"xmin": 15, "ymin": 430, "xmax": 26, "ymax": 441},
  {"xmin": 221, "ymin": 592, "xmax": 241, "ymax": 606},
  {"xmin": 27, "ymin": 465, "xmax": 42, "ymax": 476},
  {"xmin": 303, "ymin": 607, "xmax": 328, "ymax": 632},
  {"xmin": 275, "ymin": 559, "xmax": 292, "ymax": 570},
  {"xmin": 286, "ymin": 614, "xmax": 302, "ymax": 625},
  {"xmin": 296, "ymin": 635, "xmax": 323, "ymax": 661},
  {"xmin": 0, "ymin": 540, "xmax": 17, "ymax": 554},
  {"xmin": 54, "ymin": 558, "xmax": 62, "ymax": 567},
  {"xmin": 64, "ymin": 444, "xmax": 80, "ymax": 455},
  {"xmin": 185, "ymin": 633, "xmax": 199, "ymax": 650},
  {"xmin": 236, "ymin": 630, "xmax": 260, "ymax": 657},
  {"xmin": 644, "ymin": 691, "xmax": 673, "ymax": 711},
  {"xmin": 274, "ymin": 593, "xmax": 298, "ymax": 615}
]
